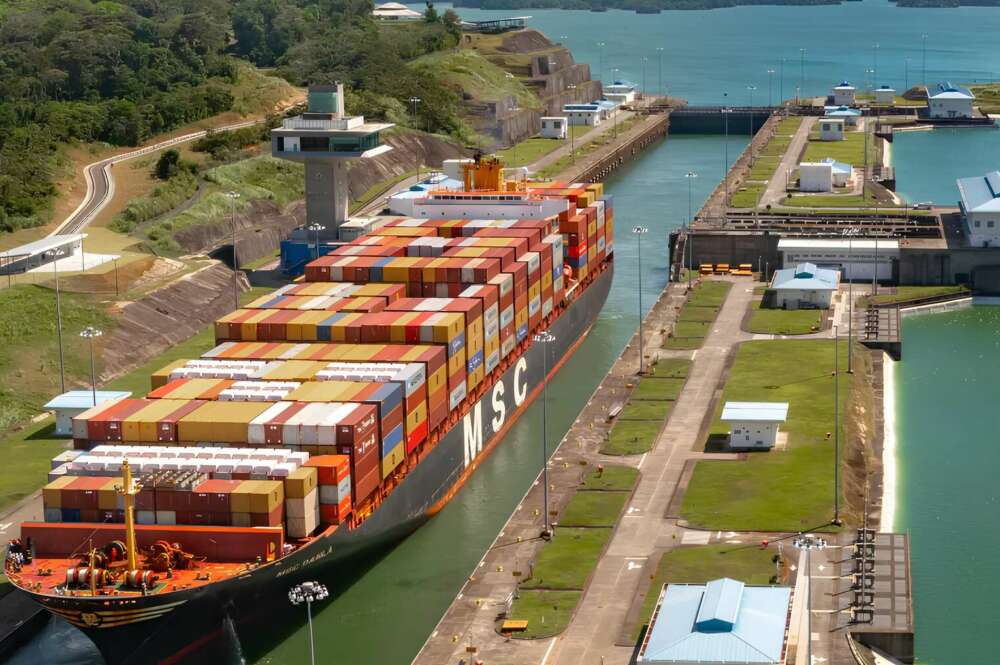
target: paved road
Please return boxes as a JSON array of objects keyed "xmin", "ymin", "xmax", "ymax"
[{"xmin": 758, "ymin": 116, "xmax": 815, "ymax": 209}]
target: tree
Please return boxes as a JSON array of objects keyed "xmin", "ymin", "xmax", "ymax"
[
  {"xmin": 155, "ymin": 150, "xmax": 181, "ymax": 180},
  {"xmin": 442, "ymin": 9, "xmax": 461, "ymax": 34},
  {"xmin": 424, "ymin": 1, "xmax": 439, "ymax": 22}
]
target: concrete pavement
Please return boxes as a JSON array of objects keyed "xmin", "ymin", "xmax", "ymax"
[{"xmin": 759, "ymin": 116, "xmax": 815, "ymax": 209}]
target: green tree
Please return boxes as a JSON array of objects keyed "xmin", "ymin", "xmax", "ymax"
[
  {"xmin": 155, "ymin": 150, "xmax": 181, "ymax": 180},
  {"xmin": 424, "ymin": 1, "xmax": 439, "ymax": 22}
]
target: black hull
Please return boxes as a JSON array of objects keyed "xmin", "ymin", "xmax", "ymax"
[{"xmin": 25, "ymin": 263, "xmax": 614, "ymax": 665}]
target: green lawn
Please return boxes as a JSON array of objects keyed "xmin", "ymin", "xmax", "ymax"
[
  {"xmin": 602, "ymin": 419, "xmax": 663, "ymax": 456},
  {"xmin": 748, "ymin": 156, "xmax": 781, "ymax": 181},
  {"xmin": 679, "ymin": 307, "xmax": 718, "ymax": 323},
  {"xmin": 746, "ymin": 301, "xmax": 823, "ymax": 335},
  {"xmin": 647, "ymin": 358, "xmax": 691, "ymax": 379},
  {"xmin": 802, "ymin": 129, "xmax": 876, "ymax": 166},
  {"xmin": 781, "ymin": 193, "xmax": 870, "ymax": 208},
  {"xmin": 673, "ymin": 320, "xmax": 711, "ymax": 339},
  {"xmin": 579, "ymin": 465, "xmax": 639, "ymax": 491},
  {"xmin": 631, "ymin": 377, "xmax": 685, "ymax": 401},
  {"xmin": 495, "ymin": 127, "xmax": 590, "ymax": 168},
  {"xmin": 860, "ymin": 285, "xmax": 969, "ymax": 307},
  {"xmin": 662, "ymin": 281, "xmax": 731, "ymax": 350},
  {"xmin": 681, "ymin": 340, "xmax": 851, "ymax": 532},
  {"xmin": 630, "ymin": 545, "xmax": 777, "ymax": 641},
  {"xmin": 619, "ymin": 400, "xmax": 671, "ymax": 421},
  {"xmin": 558, "ymin": 491, "xmax": 630, "ymax": 527},
  {"xmin": 688, "ymin": 281, "xmax": 732, "ymax": 308},
  {"xmin": 730, "ymin": 182, "xmax": 766, "ymax": 209},
  {"xmin": 507, "ymin": 590, "xmax": 582, "ymax": 639},
  {"xmin": 520, "ymin": 528, "xmax": 612, "ymax": 590},
  {"xmin": 661, "ymin": 336, "xmax": 705, "ymax": 350}
]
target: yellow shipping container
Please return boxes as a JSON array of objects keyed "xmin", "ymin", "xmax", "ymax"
[
  {"xmin": 97, "ymin": 478, "xmax": 122, "ymax": 510},
  {"xmin": 258, "ymin": 360, "xmax": 326, "ymax": 382},
  {"xmin": 428, "ymin": 366, "xmax": 448, "ymax": 393},
  {"xmin": 405, "ymin": 400, "xmax": 428, "ymax": 432},
  {"xmin": 249, "ymin": 480, "xmax": 284, "ymax": 514},
  {"xmin": 150, "ymin": 359, "xmax": 188, "ymax": 390},
  {"xmin": 177, "ymin": 402, "xmax": 271, "ymax": 443},
  {"xmin": 382, "ymin": 445, "xmax": 405, "ymax": 479},
  {"xmin": 446, "ymin": 349, "xmax": 466, "ymax": 376},
  {"xmin": 284, "ymin": 467, "xmax": 318, "ymax": 499},
  {"xmin": 123, "ymin": 399, "xmax": 191, "ymax": 442},
  {"xmin": 158, "ymin": 378, "xmax": 225, "ymax": 401},
  {"xmin": 287, "ymin": 311, "xmax": 327, "ymax": 342},
  {"xmin": 42, "ymin": 476, "xmax": 76, "ymax": 509},
  {"xmin": 230, "ymin": 481, "xmax": 255, "ymax": 513}
]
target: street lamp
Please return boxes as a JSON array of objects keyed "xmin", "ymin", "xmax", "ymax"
[
  {"xmin": 873, "ymin": 43, "xmax": 880, "ymax": 88},
  {"xmin": 307, "ymin": 223, "xmax": 326, "ymax": 260},
  {"xmin": 799, "ymin": 48, "xmax": 806, "ymax": 99},
  {"xmin": 685, "ymin": 172, "xmax": 698, "ymax": 289},
  {"xmin": 288, "ymin": 581, "xmax": 329, "ymax": 665},
  {"xmin": 225, "ymin": 190, "xmax": 241, "ymax": 310},
  {"xmin": 408, "ymin": 97, "xmax": 421, "ymax": 132},
  {"xmin": 747, "ymin": 85, "xmax": 757, "ymax": 134},
  {"xmin": 767, "ymin": 69, "xmax": 775, "ymax": 107},
  {"xmin": 597, "ymin": 41, "xmax": 606, "ymax": 84},
  {"xmin": 833, "ymin": 326, "xmax": 841, "ymax": 525},
  {"xmin": 780, "ymin": 58, "xmax": 786, "ymax": 105},
  {"xmin": 922, "ymin": 34, "xmax": 928, "ymax": 87},
  {"xmin": 534, "ymin": 331, "xmax": 555, "ymax": 538},
  {"xmin": 842, "ymin": 227, "xmax": 857, "ymax": 374},
  {"xmin": 79, "ymin": 326, "xmax": 102, "ymax": 408},
  {"xmin": 641, "ymin": 56, "xmax": 647, "ymax": 100},
  {"xmin": 49, "ymin": 251, "xmax": 66, "ymax": 394},
  {"xmin": 792, "ymin": 534, "xmax": 829, "ymax": 665},
  {"xmin": 566, "ymin": 84, "xmax": 578, "ymax": 163},
  {"xmin": 722, "ymin": 106, "xmax": 732, "ymax": 208},
  {"xmin": 656, "ymin": 47, "xmax": 664, "ymax": 98},
  {"xmin": 632, "ymin": 226, "xmax": 649, "ymax": 375}
]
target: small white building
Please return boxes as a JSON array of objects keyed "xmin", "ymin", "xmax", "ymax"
[
  {"xmin": 539, "ymin": 116, "xmax": 568, "ymax": 139},
  {"xmin": 778, "ymin": 237, "xmax": 900, "ymax": 282},
  {"xmin": 770, "ymin": 262, "xmax": 840, "ymax": 309},
  {"xmin": 562, "ymin": 104, "xmax": 602, "ymax": 126},
  {"xmin": 957, "ymin": 170, "xmax": 1000, "ymax": 247},
  {"xmin": 372, "ymin": 2, "xmax": 423, "ymax": 19},
  {"xmin": 603, "ymin": 81, "xmax": 637, "ymax": 105},
  {"xmin": 832, "ymin": 81, "xmax": 857, "ymax": 106},
  {"xmin": 874, "ymin": 86, "xmax": 896, "ymax": 105},
  {"xmin": 721, "ymin": 402, "xmax": 789, "ymax": 449},
  {"xmin": 824, "ymin": 105, "xmax": 861, "ymax": 128},
  {"xmin": 928, "ymin": 82, "xmax": 975, "ymax": 119},
  {"xmin": 798, "ymin": 162, "xmax": 834, "ymax": 192},
  {"xmin": 818, "ymin": 118, "xmax": 845, "ymax": 141},
  {"xmin": 44, "ymin": 391, "xmax": 132, "ymax": 437}
]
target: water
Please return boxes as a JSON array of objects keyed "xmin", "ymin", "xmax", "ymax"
[
  {"xmin": 894, "ymin": 306, "xmax": 1000, "ymax": 664},
  {"xmin": 893, "ymin": 127, "xmax": 1000, "ymax": 205}
]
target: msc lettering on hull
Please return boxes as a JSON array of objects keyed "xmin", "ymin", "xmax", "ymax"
[{"xmin": 463, "ymin": 357, "xmax": 528, "ymax": 468}]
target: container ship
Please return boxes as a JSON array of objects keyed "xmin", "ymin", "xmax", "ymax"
[{"xmin": 5, "ymin": 157, "xmax": 614, "ymax": 664}]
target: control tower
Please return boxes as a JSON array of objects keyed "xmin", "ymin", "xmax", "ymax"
[{"xmin": 272, "ymin": 83, "xmax": 393, "ymax": 236}]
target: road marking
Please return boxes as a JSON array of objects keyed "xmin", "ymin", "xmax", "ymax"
[
  {"xmin": 540, "ymin": 637, "xmax": 558, "ymax": 665},
  {"xmin": 627, "ymin": 561, "xmax": 643, "ymax": 571},
  {"xmin": 637, "ymin": 453, "xmax": 647, "ymax": 468},
  {"xmin": 681, "ymin": 531, "xmax": 711, "ymax": 545},
  {"xmin": 0, "ymin": 522, "xmax": 11, "ymax": 533}
]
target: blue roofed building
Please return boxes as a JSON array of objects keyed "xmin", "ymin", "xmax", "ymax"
[
  {"xmin": 44, "ymin": 391, "xmax": 132, "ymax": 437},
  {"xmin": 637, "ymin": 578, "xmax": 793, "ymax": 664},
  {"xmin": 831, "ymin": 80, "xmax": 856, "ymax": 106},
  {"xmin": 957, "ymin": 170, "xmax": 1000, "ymax": 247},
  {"xmin": 823, "ymin": 105, "xmax": 861, "ymax": 127},
  {"xmin": 769, "ymin": 262, "xmax": 839, "ymax": 309},
  {"xmin": 928, "ymin": 82, "xmax": 975, "ymax": 119}
]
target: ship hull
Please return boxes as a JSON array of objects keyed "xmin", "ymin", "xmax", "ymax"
[{"xmin": 27, "ymin": 263, "xmax": 614, "ymax": 664}]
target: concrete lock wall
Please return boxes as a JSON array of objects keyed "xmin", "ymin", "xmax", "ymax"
[
  {"xmin": 685, "ymin": 232, "xmax": 781, "ymax": 273},
  {"xmin": 668, "ymin": 109, "xmax": 772, "ymax": 135}
]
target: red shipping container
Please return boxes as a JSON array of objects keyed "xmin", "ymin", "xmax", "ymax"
[
  {"xmin": 80, "ymin": 509, "xmax": 100, "ymax": 523},
  {"xmin": 87, "ymin": 399, "xmax": 149, "ymax": 442},
  {"xmin": 264, "ymin": 401, "xmax": 311, "ymax": 446},
  {"xmin": 305, "ymin": 455, "xmax": 351, "ymax": 485},
  {"xmin": 157, "ymin": 400, "xmax": 206, "ymax": 443},
  {"xmin": 250, "ymin": 503, "xmax": 284, "ymax": 528},
  {"xmin": 352, "ymin": 465, "xmax": 381, "ymax": 506},
  {"xmin": 336, "ymin": 403, "xmax": 379, "ymax": 455},
  {"xmin": 319, "ymin": 496, "xmax": 352, "ymax": 523},
  {"xmin": 193, "ymin": 479, "xmax": 241, "ymax": 513}
]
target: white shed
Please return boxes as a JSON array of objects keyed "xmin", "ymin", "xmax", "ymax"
[
  {"xmin": 874, "ymin": 86, "xmax": 896, "ymax": 105},
  {"xmin": 799, "ymin": 162, "xmax": 833, "ymax": 193},
  {"xmin": 770, "ymin": 262, "xmax": 840, "ymax": 309},
  {"xmin": 928, "ymin": 82, "xmax": 975, "ymax": 119},
  {"xmin": 539, "ymin": 116, "xmax": 567, "ymax": 139},
  {"xmin": 721, "ymin": 402, "xmax": 789, "ymax": 450},
  {"xmin": 818, "ymin": 118, "xmax": 844, "ymax": 141},
  {"xmin": 44, "ymin": 391, "xmax": 132, "ymax": 437},
  {"xmin": 832, "ymin": 81, "xmax": 856, "ymax": 107}
]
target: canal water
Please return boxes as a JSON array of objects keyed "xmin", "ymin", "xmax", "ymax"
[
  {"xmin": 893, "ymin": 127, "xmax": 1000, "ymax": 205},
  {"xmin": 893, "ymin": 306, "xmax": 1000, "ymax": 664}
]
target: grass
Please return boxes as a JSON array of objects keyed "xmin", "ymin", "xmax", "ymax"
[
  {"xmin": 678, "ymin": 307, "xmax": 717, "ymax": 323},
  {"xmin": 631, "ymin": 377, "xmax": 685, "ymax": 401},
  {"xmin": 688, "ymin": 281, "xmax": 732, "ymax": 308},
  {"xmin": 662, "ymin": 336, "xmax": 704, "ymax": 350},
  {"xmin": 495, "ymin": 126, "xmax": 591, "ymax": 168},
  {"xmin": 410, "ymin": 50, "xmax": 541, "ymax": 111},
  {"xmin": 746, "ymin": 301, "xmax": 823, "ymax": 335},
  {"xmin": 647, "ymin": 358, "xmax": 691, "ymax": 378},
  {"xmin": 630, "ymin": 545, "xmax": 777, "ymax": 641},
  {"xmin": 619, "ymin": 400, "xmax": 671, "ymax": 421},
  {"xmin": 0, "ymin": 420, "xmax": 71, "ymax": 511},
  {"xmin": 507, "ymin": 590, "xmax": 581, "ymax": 639},
  {"xmin": 535, "ymin": 116, "xmax": 642, "ymax": 180},
  {"xmin": 520, "ymin": 527, "xmax": 612, "ymax": 590},
  {"xmin": 558, "ymin": 491, "xmax": 630, "ymax": 527},
  {"xmin": 602, "ymin": 419, "xmax": 663, "ymax": 456},
  {"xmin": 579, "ymin": 465, "xmax": 639, "ymax": 491},
  {"xmin": 681, "ymin": 340, "xmax": 851, "ymax": 532},
  {"xmin": 730, "ymin": 182, "xmax": 766, "ymax": 209},
  {"xmin": 661, "ymin": 281, "xmax": 731, "ymax": 350},
  {"xmin": 860, "ymin": 285, "xmax": 969, "ymax": 307},
  {"xmin": 802, "ymin": 128, "xmax": 877, "ymax": 166}
]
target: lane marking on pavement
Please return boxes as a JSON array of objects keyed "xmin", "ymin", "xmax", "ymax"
[
  {"xmin": 627, "ymin": 561, "xmax": 643, "ymax": 571},
  {"xmin": 540, "ymin": 637, "xmax": 558, "ymax": 665},
  {"xmin": 681, "ymin": 531, "xmax": 711, "ymax": 545},
  {"xmin": 637, "ymin": 453, "xmax": 647, "ymax": 469},
  {"xmin": 0, "ymin": 522, "xmax": 11, "ymax": 533}
]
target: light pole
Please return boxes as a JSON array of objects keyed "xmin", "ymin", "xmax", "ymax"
[
  {"xmin": 566, "ymin": 84, "xmax": 578, "ymax": 162},
  {"xmin": 905, "ymin": 58, "xmax": 910, "ymax": 91},
  {"xmin": 307, "ymin": 223, "xmax": 326, "ymax": 260},
  {"xmin": 922, "ymin": 34, "xmax": 928, "ymax": 86},
  {"xmin": 409, "ymin": 97, "xmax": 421, "ymax": 132},
  {"xmin": 780, "ymin": 58, "xmax": 785, "ymax": 105},
  {"xmin": 632, "ymin": 227, "xmax": 649, "ymax": 374},
  {"xmin": 833, "ymin": 327, "xmax": 841, "ymax": 525},
  {"xmin": 799, "ymin": 48, "xmax": 806, "ymax": 99},
  {"xmin": 534, "ymin": 330, "xmax": 555, "ymax": 537},
  {"xmin": 51, "ymin": 252, "xmax": 66, "ymax": 394},
  {"xmin": 793, "ymin": 534, "xmax": 828, "ymax": 665},
  {"xmin": 842, "ymin": 227, "xmax": 856, "ymax": 374},
  {"xmin": 288, "ymin": 581, "xmax": 329, "ymax": 665},
  {"xmin": 641, "ymin": 56, "xmax": 647, "ymax": 100},
  {"xmin": 80, "ymin": 326, "xmax": 102, "ymax": 408},
  {"xmin": 722, "ymin": 106, "xmax": 732, "ymax": 208},
  {"xmin": 767, "ymin": 69, "xmax": 775, "ymax": 107},
  {"xmin": 225, "ymin": 190, "xmax": 241, "ymax": 309},
  {"xmin": 747, "ymin": 85, "xmax": 757, "ymax": 134},
  {"xmin": 597, "ymin": 41, "xmax": 606, "ymax": 85},
  {"xmin": 656, "ymin": 47, "xmax": 664, "ymax": 98},
  {"xmin": 873, "ymin": 43, "xmax": 880, "ymax": 88},
  {"xmin": 686, "ymin": 172, "xmax": 698, "ymax": 289}
]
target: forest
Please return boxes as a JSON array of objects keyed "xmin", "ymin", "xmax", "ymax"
[{"xmin": 0, "ymin": 0, "xmax": 462, "ymax": 234}]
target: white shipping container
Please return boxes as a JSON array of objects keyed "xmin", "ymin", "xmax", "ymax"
[
  {"xmin": 136, "ymin": 510, "xmax": 156, "ymax": 525},
  {"xmin": 285, "ymin": 488, "xmax": 320, "ymax": 519},
  {"xmin": 155, "ymin": 510, "xmax": 176, "ymax": 525}
]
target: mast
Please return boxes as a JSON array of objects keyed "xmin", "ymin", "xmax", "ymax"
[
  {"xmin": 120, "ymin": 459, "xmax": 140, "ymax": 571},
  {"xmin": 89, "ymin": 541, "xmax": 97, "ymax": 597}
]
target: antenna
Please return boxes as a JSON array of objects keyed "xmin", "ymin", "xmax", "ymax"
[{"xmin": 118, "ymin": 459, "xmax": 141, "ymax": 572}]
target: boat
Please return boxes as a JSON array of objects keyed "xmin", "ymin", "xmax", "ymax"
[{"xmin": 5, "ymin": 157, "xmax": 614, "ymax": 664}]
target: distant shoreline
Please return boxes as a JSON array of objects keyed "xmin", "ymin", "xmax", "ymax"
[{"xmin": 452, "ymin": 0, "xmax": 996, "ymax": 11}]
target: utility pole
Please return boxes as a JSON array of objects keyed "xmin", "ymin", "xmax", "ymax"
[
  {"xmin": 833, "ymin": 327, "xmax": 841, "ymax": 525},
  {"xmin": 598, "ymin": 41, "xmax": 606, "ymax": 85},
  {"xmin": 53, "ymin": 256, "xmax": 66, "ymax": 394},
  {"xmin": 873, "ymin": 43, "xmax": 880, "ymax": 87},
  {"xmin": 922, "ymin": 33, "xmax": 928, "ymax": 87},
  {"xmin": 767, "ymin": 69, "xmax": 775, "ymax": 107},
  {"xmin": 226, "ymin": 191, "xmax": 241, "ymax": 310},
  {"xmin": 641, "ymin": 56, "xmax": 648, "ymax": 100},
  {"xmin": 534, "ymin": 331, "xmax": 555, "ymax": 537},
  {"xmin": 845, "ymin": 228, "xmax": 855, "ymax": 374},
  {"xmin": 905, "ymin": 58, "xmax": 910, "ymax": 91},
  {"xmin": 780, "ymin": 58, "xmax": 785, "ymax": 105},
  {"xmin": 409, "ymin": 97, "xmax": 422, "ymax": 132},
  {"xmin": 288, "ymin": 582, "xmax": 329, "ymax": 665},
  {"xmin": 799, "ymin": 48, "xmax": 806, "ymax": 99},
  {"xmin": 632, "ymin": 227, "xmax": 649, "ymax": 374},
  {"xmin": 686, "ymin": 172, "xmax": 697, "ymax": 289},
  {"xmin": 722, "ymin": 105, "xmax": 731, "ymax": 208},
  {"xmin": 80, "ymin": 326, "xmax": 103, "ymax": 408},
  {"xmin": 656, "ymin": 47, "xmax": 664, "ymax": 98},
  {"xmin": 747, "ymin": 85, "xmax": 757, "ymax": 134}
]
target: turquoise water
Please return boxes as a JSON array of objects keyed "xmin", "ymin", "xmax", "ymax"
[
  {"xmin": 893, "ymin": 127, "xmax": 1000, "ymax": 205},
  {"xmin": 894, "ymin": 306, "xmax": 1000, "ymax": 664}
]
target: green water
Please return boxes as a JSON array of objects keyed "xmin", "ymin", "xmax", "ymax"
[
  {"xmin": 893, "ymin": 128, "xmax": 1000, "ymax": 205},
  {"xmin": 894, "ymin": 306, "xmax": 1000, "ymax": 664}
]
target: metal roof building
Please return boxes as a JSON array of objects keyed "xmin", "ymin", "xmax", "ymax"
[
  {"xmin": 637, "ymin": 578, "xmax": 792, "ymax": 664},
  {"xmin": 957, "ymin": 171, "xmax": 1000, "ymax": 214},
  {"xmin": 771, "ymin": 262, "xmax": 839, "ymax": 291},
  {"xmin": 721, "ymin": 402, "xmax": 789, "ymax": 423},
  {"xmin": 0, "ymin": 234, "xmax": 85, "ymax": 276},
  {"xmin": 44, "ymin": 390, "xmax": 132, "ymax": 437}
]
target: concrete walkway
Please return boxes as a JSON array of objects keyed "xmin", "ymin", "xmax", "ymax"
[
  {"xmin": 550, "ymin": 280, "xmax": 755, "ymax": 665},
  {"xmin": 758, "ymin": 116, "xmax": 815, "ymax": 209}
]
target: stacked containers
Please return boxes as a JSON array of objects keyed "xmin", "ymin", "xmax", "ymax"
[
  {"xmin": 231, "ymin": 480, "xmax": 284, "ymax": 528},
  {"xmin": 458, "ymin": 284, "xmax": 501, "ymax": 374},
  {"xmin": 305, "ymin": 455, "xmax": 352, "ymax": 524},
  {"xmin": 283, "ymin": 466, "xmax": 320, "ymax": 537}
]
